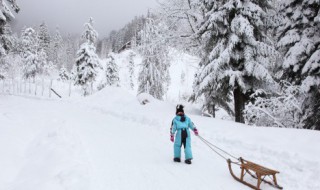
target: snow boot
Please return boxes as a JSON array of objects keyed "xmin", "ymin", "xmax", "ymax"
[
  {"xmin": 185, "ymin": 159, "xmax": 192, "ymax": 164},
  {"xmin": 173, "ymin": 158, "xmax": 181, "ymax": 162}
]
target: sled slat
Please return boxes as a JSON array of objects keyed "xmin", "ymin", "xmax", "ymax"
[{"xmin": 242, "ymin": 160, "xmax": 279, "ymax": 175}]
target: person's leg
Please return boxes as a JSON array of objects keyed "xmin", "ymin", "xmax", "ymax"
[
  {"xmin": 173, "ymin": 131, "xmax": 182, "ymax": 160},
  {"xmin": 184, "ymin": 137, "xmax": 193, "ymax": 161}
]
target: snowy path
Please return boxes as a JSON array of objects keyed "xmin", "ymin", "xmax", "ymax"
[{"xmin": 1, "ymin": 92, "xmax": 320, "ymax": 190}]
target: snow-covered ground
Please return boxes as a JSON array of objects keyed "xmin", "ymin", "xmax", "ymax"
[{"xmin": 1, "ymin": 86, "xmax": 320, "ymax": 190}]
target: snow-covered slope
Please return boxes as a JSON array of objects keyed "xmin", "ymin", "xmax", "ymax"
[{"xmin": 1, "ymin": 87, "xmax": 319, "ymax": 190}]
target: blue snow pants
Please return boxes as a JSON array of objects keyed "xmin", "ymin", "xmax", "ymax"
[{"xmin": 174, "ymin": 129, "xmax": 193, "ymax": 160}]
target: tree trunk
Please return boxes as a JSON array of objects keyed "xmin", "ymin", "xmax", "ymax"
[
  {"xmin": 212, "ymin": 103, "xmax": 216, "ymax": 118},
  {"xmin": 234, "ymin": 86, "xmax": 245, "ymax": 123}
]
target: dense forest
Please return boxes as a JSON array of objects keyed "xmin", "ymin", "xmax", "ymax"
[{"xmin": 1, "ymin": 0, "xmax": 319, "ymax": 129}]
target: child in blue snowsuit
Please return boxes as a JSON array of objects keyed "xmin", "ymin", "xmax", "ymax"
[{"xmin": 170, "ymin": 105, "xmax": 198, "ymax": 164}]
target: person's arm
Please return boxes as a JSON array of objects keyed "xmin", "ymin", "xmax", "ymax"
[
  {"xmin": 170, "ymin": 119, "xmax": 176, "ymax": 142},
  {"xmin": 188, "ymin": 119, "xmax": 199, "ymax": 136},
  {"xmin": 171, "ymin": 119, "xmax": 177, "ymax": 134},
  {"xmin": 170, "ymin": 120, "xmax": 173, "ymax": 134},
  {"xmin": 188, "ymin": 118, "xmax": 195, "ymax": 130}
]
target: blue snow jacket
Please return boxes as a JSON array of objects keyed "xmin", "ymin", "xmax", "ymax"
[{"xmin": 171, "ymin": 115, "xmax": 195, "ymax": 160}]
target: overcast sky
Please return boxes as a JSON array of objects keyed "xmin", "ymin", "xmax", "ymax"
[{"xmin": 12, "ymin": 0, "xmax": 158, "ymax": 37}]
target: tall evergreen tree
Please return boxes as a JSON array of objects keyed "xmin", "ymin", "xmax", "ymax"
[
  {"xmin": 0, "ymin": 0, "xmax": 19, "ymax": 53},
  {"xmin": 137, "ymin": 17, "xmax": 170, "ymax": 100},
  {"xmin": 37, "ymin": 21, "xmax": 51, "ymax": 53},
  {"xmin": 75, "ymin": 18, "xmax": 101, "ymax": 96},
  {"xmin": 193, "ymin": 0, "xmax": 277, "ymax": 123},
  {"xmin": 20, "ymin": 27, "xmax": 39, "ymax": 79},
  {"xmin": 0, "ymin": 0, "xmax": 19, "ymax": 79},
  {"xmin": 276, "ymin": 0, "xmax": 320, "ymax": 129},
  {"xmin": 50, "ymin": 27, "xmax": 63, "ymax": 69},
  {"xmin": 276, "ymin": 0, "xmax": 320, "ymax": 85},
  {"xmin": 0, "ymin": 23, "xmax": 17, "ymax": 79},
  {"xmin": 65, "ymin": 33, "xmax": 75, "ymax": 70}
]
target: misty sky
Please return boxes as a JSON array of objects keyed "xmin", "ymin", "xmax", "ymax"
[{"xmin": 12, "ymin": 0, "xmax": 158, "ymax": 37}]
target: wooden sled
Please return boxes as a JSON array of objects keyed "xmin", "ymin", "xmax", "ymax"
[{"xmin": 227, "ymin": 158, "xmax": 283, "ymax": 190}]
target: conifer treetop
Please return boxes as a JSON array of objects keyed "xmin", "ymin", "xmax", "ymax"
[{"xmin": 82, "ymin": 17, "xmax": 98, "ymax": 45}]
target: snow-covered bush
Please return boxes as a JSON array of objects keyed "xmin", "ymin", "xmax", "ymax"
[
  {"xmin": 59, "ymin": 66, "xmax": 70, "ymax": 81},
  {"xmin": 137, "ymin": 93, "xmax": 155, "ymax": 105},
  {"xmin": 96, "ymin": 54, "xmax": 120, "ymax": 91},
  {"xmin": 0, "ymin": 52, "xmax": 22, "ymax": 79},
  {"xmin": 244, "ymin": 82, "xmax": 304, "ymax": 128},
  {"xmin": 37, "ymin": 49, "xmax": 55, "ymax": 77}
]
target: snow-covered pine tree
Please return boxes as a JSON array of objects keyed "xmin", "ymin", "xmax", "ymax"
[
  {"xmin": 0, "ymin": 23, "xmax": 15, "ymax": 56},
  {"xmin": 37, "ymin": 21, "xmax": 51, "ymax": 54},
  {"xmin": 0, "ymin": 0, "xmax": 19, "ymax": 55},
  {"xmin": 49, "ymin": 27, "xmax": 63, "ymax": 69},
  {"xmin": 74, "ymin": 18, "xmax": 101, "ymax": 96},
  {"xmin": 20, "ymin": 27, "xmax": 39, "ymax": 79},
  {"xmin": 193, "ymin": 0, "xmax": 277, "ymax": 123},
  {"xmin": 128, "ymin": 52, "xmax": 135, "ymax": 90},
  {"xmin": 65, "ymin": 33, "xmax": 76, "ymax": 70},
  {"xmin": 104, "ymin": 54, "xmax": 119, "ymax": 87},
  {"xmin": 0, "ymin": 0, "xmax": 19, "ymax": 24},
  {"xmin": 0, "ymin": 24, "xmax": 17, "ymax": 78},
  {"xmin": 0, "ymin": 0, "xmax": 19, "ymax": 79},
  {"xmin": 276, "ymin": 0, "xmax": 320, "ymax": 85},
  {"xmin": 75, "ymin": 43, "xmax": 100, "ymax": 95},
  {"xmin": 137, "ymin": 17, "xmax": 170, "ymax": 100},
  {"xmin": 276, "ymin": 0, "xmax": 320, "ymax": 129}
]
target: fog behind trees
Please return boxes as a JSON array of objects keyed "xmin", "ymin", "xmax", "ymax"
[{"xmin": 11, "ymin": 0, "xmax": 158, "ymax": 36}]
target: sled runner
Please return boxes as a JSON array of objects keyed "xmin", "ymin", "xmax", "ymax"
[{"xmin": 227, "ymin": 157, "xmax": 283, "ymax": 190}]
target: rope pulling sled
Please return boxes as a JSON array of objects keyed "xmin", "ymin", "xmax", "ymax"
[{"xmin": 197, "ymin": 135, "xmax": 283, "ymax": 190}]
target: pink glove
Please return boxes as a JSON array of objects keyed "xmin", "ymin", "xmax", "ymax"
[
  {"xmin": 170, "ymin": 135, "xmax": 174, "ymax": 142},
  {"xmin": 194, "ymin": 128, "xmax": 199, "ymax": 136}
]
